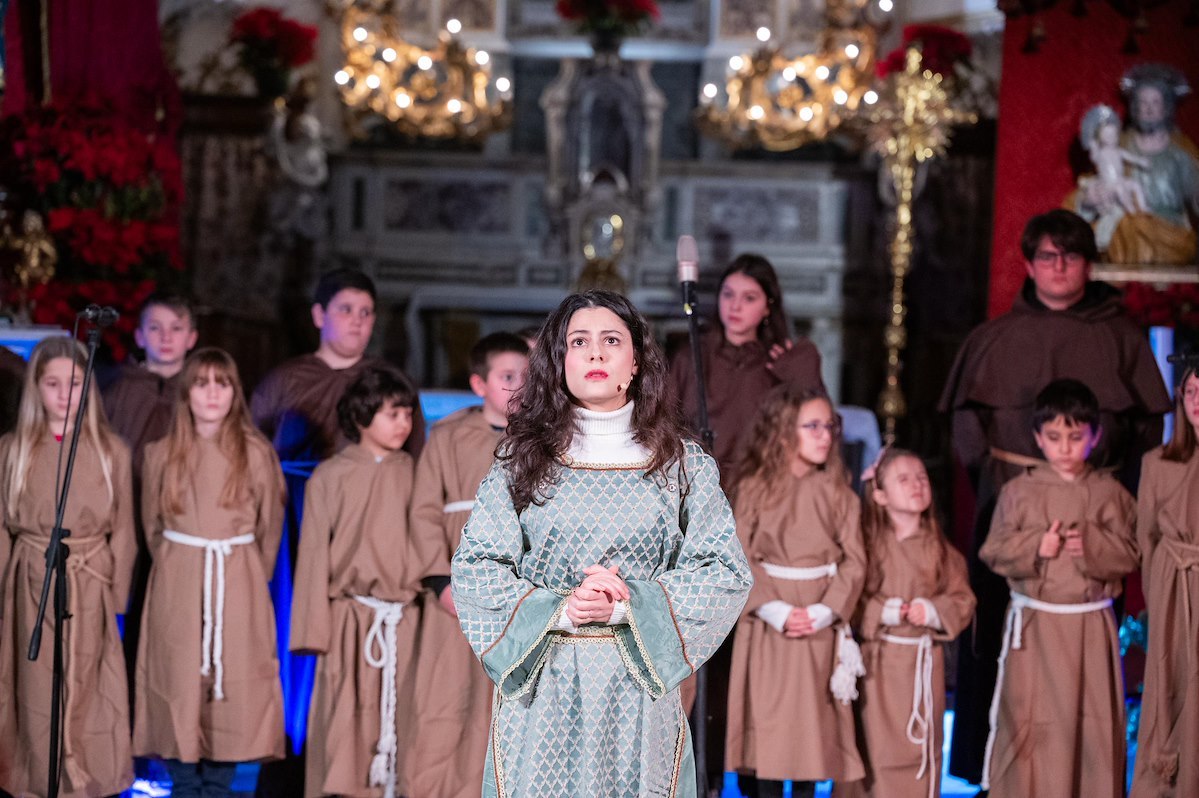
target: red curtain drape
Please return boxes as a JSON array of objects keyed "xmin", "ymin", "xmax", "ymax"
[
  {"xmin": 2, "ymin": 0, "xmax": 180, "ymax": 132},
  {"xmin": 989, "ymin": 3, "xmax": 1199, "ymax": 318}
]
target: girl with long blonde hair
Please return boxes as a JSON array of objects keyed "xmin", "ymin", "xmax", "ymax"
[
  {"xmin": 133, "ymin": 348, "xmax": 287, "ymax": 796},
  {"xmin": 0, "ymin": 336, "xmax": 136, "ymax": 797},
  {"xmin": 847, "ymin": 448, "xmax": 974, "ymax": 798},
  {"xmin": 725, "ymin": 385, "xmax": 867, "ymax": 798}
]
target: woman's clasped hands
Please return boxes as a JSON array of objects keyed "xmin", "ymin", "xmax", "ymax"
[{"xmin": 565, "ymin": 564, "xmax": 628, "ymax": 627}]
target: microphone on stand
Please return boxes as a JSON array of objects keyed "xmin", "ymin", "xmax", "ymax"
[
  {"xmin": 677, "ymin": 234, "xmax": 700, "ymax": 316},
  {"xmin": 77, "ymin": 305, "xmax": 120, "ymax": 328}
]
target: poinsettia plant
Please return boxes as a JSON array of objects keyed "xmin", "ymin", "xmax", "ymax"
[
  {"xmin": 555, "ymin": 0, "xmax": 660, "ymax": 37},
  {"xmin": 0, "ymin": 99, "xmax": 183, "ymax": 361},
  {"xmin": 229, "ymin": 7, "xmax": 318, "ymax": 98},
  {"xmin": 1123, "ymin": 282, "xmax": 1199, "ymax": 329},
  {"xmin": 877, "ymin": 24, "xmax": 973, "ymax": 78}
]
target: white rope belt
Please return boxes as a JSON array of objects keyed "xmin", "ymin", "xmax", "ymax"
[
  {"xmin": 163, "ymin": 530, "xmax": 256, "ymax": 700},
  {"xmin": 355, "ymin": 595, "xmax": 407, "ymax": 798},
  {"xmin": 882, "ymin": 633, "xmax": 936, "ymax": 798},
  {"xmin": 761, "ymin": 561, "xmax": 838, "ymax": 580},
  {"xmin": 980, "ymin": 591, "xmax": 1113, "ymax": 789},
  {"xmin": 442, "ymin": 499, "xmax": 475, "ymax": 514}
]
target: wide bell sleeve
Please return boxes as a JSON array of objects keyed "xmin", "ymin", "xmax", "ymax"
[
  {"xmin": 1074, "ymin": 480, "xmax": 1138, "ymax": 584},
  {"xmin": 451, "ymin": 461, "xmax": 568, "ymax": 700},
  {"xmin": 615, "ymin": 444, "xmax": 752, "ymax": 699},
  {"xmin": 980, "ymin": 480, "xmax": 1044, "ymax": 580}
]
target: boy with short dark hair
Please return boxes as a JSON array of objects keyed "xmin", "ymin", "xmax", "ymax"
[
  {"xmin": 251, "ymin": 268, "xmax": 425, "ymax": 461},
  {"xmin": 291, "ymin": 364, "xmax": 438, "ymax": 798},
  {"xmin": 103, "ymin": 291, "xmax": 199, "ymax": 466},
  {"xmin": 407, "ymin": 331, "xmax": 529, "ymax": 798},
  {"xmin": 979, "ymin": 378, "xmax": 1138, "ymax": 798}
]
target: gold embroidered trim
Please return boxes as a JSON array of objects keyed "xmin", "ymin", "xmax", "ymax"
[
  {"xmin": 482, "ymin": 587, "xmax": 537, "ymax": 658},
  {"xmin": 559, "ymin": 456, "xmax": 653, "ymax": 471},
  {"xmin": 614, "ymin": 630, "xmax": 659, "ymax": 697},
  {"xmin": 620, "ymin": 604, "xmax": 667, "ymax": 698},
  {"xmin": 498, "ymin": 599, "xmax": 568, "ymax": 702},
  {"xmin": 553, "ymin": 633, "xmax": 617, "ymax": 643},
  {"xmin": 656, "ymin": 580, "xmax": 695, "ymax": 674},
  {"xmin": 490, "ymin": 690, "xmax": 507, "ymax": 798},
  {"xmin": 668, "ymin": 700, "xmax": 687, "ymax": 798}
]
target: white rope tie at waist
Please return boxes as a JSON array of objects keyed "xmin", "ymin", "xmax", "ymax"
[
  {"xmin": 980, "ymin": 591, "xmax": 1113, "ymax": 790},
  {"xmin": 882, "ymin": 633, "xmax": 936, "ymax": 798},
  {"xmin": 761, "ymin": 561, "xmax": 838, "ymax": 580},
  {"xmin": 442, "ymin": 499, "xmax": 475, "ymax": 514},
  {"xmin": 355, "ymin": 595, "xmax": 407, "ymax": 798},
  {"xmin": 163, "ymin": 530, "xmax": 256, "ymax": 700}
]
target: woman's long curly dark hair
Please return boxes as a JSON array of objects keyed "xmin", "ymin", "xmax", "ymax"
[{"xmin": 500, "ymin": 290, "xmax": 686, "ymax": 513}]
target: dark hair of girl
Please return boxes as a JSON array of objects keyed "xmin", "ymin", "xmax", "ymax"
[
  {"xmin": 500, "ymin": 290, "xmax": 686, "ymax": 513},
  {"xmin": 1163, "ymin": 365, "xmax": 1198, "ymax": 463},
  {"xmin": 713, "ymin": 253, "xmax": 790, "ymax": 349},
  {"xmin": 862, "ymin": 448, "xmax": 949, "ymax": 595}
]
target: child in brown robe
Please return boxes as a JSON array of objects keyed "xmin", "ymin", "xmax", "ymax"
[
  {"xmin": 134, "ymin": 348, "xmax": 287, "ymax": 796},
  {"xmin": 725, "ymin": 386, "xmax": 867, "ymax": 798},
  {"xmin": 408, "ymin": 331, "xmax": 528, "ymax": 798},
  {"xmin": 1131, "ymin": 362, "xmax": 1199, "ymax": 798},
  {"xmin": 0, "ymin": 336, "xmax": 136, "ymax": 798},
  {"xmin": 980, "ymin": 378, "xmax": 1138, "ymax": 798},
  {"xmin": 291, "ymin": 365, "xmax": 432, "ymax": 798},
  {"xmin": 845, "ymin": 448, "xmax": 975, "ymax": 798}
]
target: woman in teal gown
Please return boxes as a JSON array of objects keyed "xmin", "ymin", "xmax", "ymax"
[{"xmin": 451, "ymin": 290, "xmax": 753, "ymax": 798}]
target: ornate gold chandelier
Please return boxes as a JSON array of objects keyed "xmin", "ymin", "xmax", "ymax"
[
  {"xmin": 695, "ymin": 0, "xmax": 892, "ymax": 151},
  {"xmin": 330, "ymin": 3, "xmax": 512, "ymax": 142}
]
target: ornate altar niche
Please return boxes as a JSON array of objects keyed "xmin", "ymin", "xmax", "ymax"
[{"xmin": 540, "ymin": 41, "xmax": 665, "ymax": 290}]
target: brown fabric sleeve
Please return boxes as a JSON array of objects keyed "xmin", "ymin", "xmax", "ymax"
[
  {"xmin": 409, "ymin": 430, "xmax": 451, "ymax": 580},
  {"xmin": 733, "ymin": 483, "xmax": 776, "ymax": 615},
  {"xmin": 1136, "ymin": 452, "xmax": 1161, "ymax": 596},
  {"xmin": 980, "ymin": 481, "xmax": 1045, "ymax": 580},
  {"xmin": 857, "ymin": 593, "xmax": 888, "ymax": 640},
  {"xmin": 1075, "ymin": 484, "xmax": 1139, "ymax": 583},
  {"xmin": 249, "ymin": 369, "xmax": 283, "ymax": 441},
  {"xmin": 109, "ymin": 438, "xmax": 137, "ymax": 612},
  {"xmin": 290, "ymin": 468, "xmax": 332, "ymax": 654},
  {"xmin": 768, "ymin": 338, "xmax": 825, "ymax": 395},
  {"xmin": 254, "ymin": 440, "xmax": 287, "ymax": 576},
  {"xmin": 820, "ymin": 487, "xmax": 865, "ymax": 620},
  {"xmin": 929, "ymin": 545, "xmax": 977, "ymax": 641},
  {"xmin": 140, "ymin": 442, "xmax": 166, "ymax": 559}
]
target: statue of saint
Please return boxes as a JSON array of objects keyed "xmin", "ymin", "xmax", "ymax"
[{"xmin": 1078, "ymin": 64, "xmax": 1199, "ymax": 265}]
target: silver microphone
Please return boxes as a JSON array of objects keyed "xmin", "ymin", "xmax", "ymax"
[{"xmin": 677, "ymin": 235, "xmax": 699, "ymax": 316}]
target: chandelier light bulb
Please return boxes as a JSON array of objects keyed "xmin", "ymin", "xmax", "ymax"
[
  {"xmin": 729, "ymin": 55, "xmax": 744, "ymax": 71},
  {"xmin": 447, "ymin": 18, "xmax": 462, "ymax": 34},
  {"xmin": 845, "ymin": 44, "xmax": 860, "ymax": 58},
  {"xmin": 476, "ymin": 50, "xmax": 490, "ymax": 65},
  {"xmin": 864, "ymin": 90, "xmax": 879, "ymax": 104},
  {"xmin": 782, "ymin": 66, "xmax": 797, "ymax": 81},
  {"xmin": 749, "ymin": 105, "xmax": 765, "ymax": 120},
  {"xmin": 396, "ymin": 93, "xmax": 411, "ymax": 108},
  {"xmin": 382, "ymin": 47, "xmax": 397, "ymax": 62},
  {"xmin": 448, "ymin": 98, "xmax": 462, "ymax": 113},
  {"xmin": 365, "ymin": 74, "xmax": 381, "ymax": 90},
  {"xmin": 799, "ymin": 106, "xmax": 815, "ymax": 121},
  {"xmin": 815, "ymin": 65, "xmax": 830, "ymax": 81},
  {"xmin": 702, "ymin": 82, "xmax": 719, "ymax": 99},
  {"xmin": 353, "ymin": 26, "xmax": 368, "ymax": 42},
  {"xmin": 833, "ymin": 89, "xmax": 848, "ymax": 104},
  {"xmin": 496, "ymin": 77, "xmax": 511, "ymax": 93},
  {"xmin": 334, "ymin": 70, "xmax": 350, "ymax": 85},
  {"xmin": 879, "ymin": 0, "xmax": 893, "ymax": 11},
  {"xmin": 418, "ymin": 55, "xmax": 433, "ymax": 70},
  {"xmin": 756, "ymin": 27, "xmax": 771, "ymax": 43}
]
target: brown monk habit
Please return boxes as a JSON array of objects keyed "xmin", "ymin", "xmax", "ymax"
[
  {"xmin": 939, "ymin": 278, "xmax": 1170, "ymax": 782},
  {"xmin": 251, "ymin": 354, "xmax": 426, "ymax": 463}
]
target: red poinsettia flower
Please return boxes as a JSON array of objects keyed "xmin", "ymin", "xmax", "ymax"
[{"xmin": 877, "ymin": 23, "xmax": 973, "ymax": 78}]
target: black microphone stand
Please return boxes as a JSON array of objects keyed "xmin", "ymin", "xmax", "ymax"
[
  {"xmin": 28, "ymin": 323, "xmax": 104, "ymax": 798},
  {"xmin": 681, "ymin": 279, "xmax": 715, "ymax": 798}
]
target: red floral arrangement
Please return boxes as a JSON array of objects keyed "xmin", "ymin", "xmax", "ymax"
[
  {"xmin": 0, "ymin": 100, "xmax": 184, "ymax": 361},
  {"xmin": 1123, "ymin": 282, "xmax": 1199, "ymax": 329},
  {"xmin": 877, "ymin": 24, "xmax": 973, "ymax": 78},
  {"xmin": 555, "ymin": 0, "xmax": 660, "ymax": 36},
  {"xmin": 230, "ymin": 7, "xmax": 318, "ymax": 97}
]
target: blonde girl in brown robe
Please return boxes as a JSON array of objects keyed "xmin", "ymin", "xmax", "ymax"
[
  {"xmin": 1131, "ymin": 363, "xmax": 1199, "ymax": 798},
  {"xmin": 979, "ymin": 379, "xmax": 1138, "ymax": 798},
  {"xmin": 0, "ymin": 336, "xmax": 136, "ymax": 798},
  {"xmin": 291, "ymin": 364, "xmax": 431, "ymax": 798},
  {"xmin": 134, "ymin": 348, "xmax": 286, "ymax": 796},
  {"xmin": 726, "ymin": 386, "xmax": 867, "ymax": 798},
  {"xmin": 841, "ymin": 449, "xmax": 975, "ymax": 798}
]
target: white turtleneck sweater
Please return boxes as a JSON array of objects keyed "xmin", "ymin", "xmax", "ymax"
[
  {"xmin": 564, "ymin": 400, "xmax": 651, "ymax": 467},
  {"xmin": 553, "ymin": 401, "xmax": 647, "ymax": 631}
]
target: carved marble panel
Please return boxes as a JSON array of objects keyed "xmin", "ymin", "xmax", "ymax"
[
  {"xmin": 693, "ymin": 184, "xmax": 821, "ymax": 244},
  {"xmin": 720, "ymin": 0, "xmax": 772, "ymax": 38},
  {"xmin": 383, "ymin": 179, "xmax": 513, "ymax": 233}
]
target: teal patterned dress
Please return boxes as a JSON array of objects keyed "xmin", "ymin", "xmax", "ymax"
[{"xmin": 451, "ymin": 441, "xmax": 752, "ymax": 798}]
